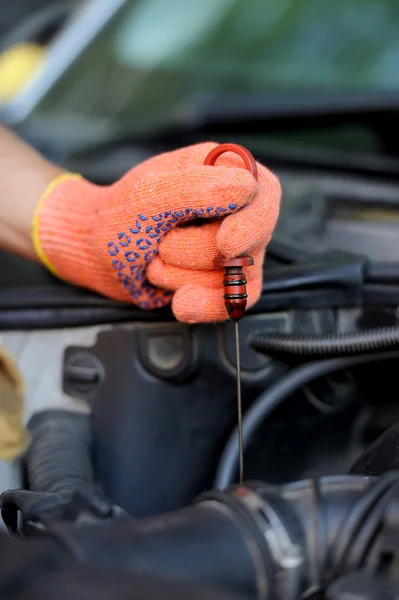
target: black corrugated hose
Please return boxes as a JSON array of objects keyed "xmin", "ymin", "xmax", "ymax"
[
  {"xmin": 1, "ymin": 410, "xmax": 123, "ymax": 532},
  {"xmin": 250, "ymin": 326, "xmax": 399, "ymax": 358},
  {"xmin": 26, "ymin": 410, "xmax": 95, "ymax": 496}
]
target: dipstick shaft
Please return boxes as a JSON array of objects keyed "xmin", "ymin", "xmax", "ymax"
[{"xmin": 234, "ymin": 319, "xmax": 244, "ymax": 484}]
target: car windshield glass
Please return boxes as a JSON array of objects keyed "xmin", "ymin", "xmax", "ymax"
[{"xmin": 21, "ymin": 0, "xmax": 399, "ymax": 148}]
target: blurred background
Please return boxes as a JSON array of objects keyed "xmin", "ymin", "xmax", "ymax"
[
  {"xmin": 2, "ymin": 0, "xmax": 399, "ymax": 261},
  {"xmin": 2, "ymin": 0, "xmax": 399, "ymax": 148}
]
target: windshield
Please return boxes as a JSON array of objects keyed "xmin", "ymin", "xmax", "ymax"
[{"xmin": 15, "ymin": 0, "xmax": 399, "ymax": 148}]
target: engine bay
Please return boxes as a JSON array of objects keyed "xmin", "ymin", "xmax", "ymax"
[
  {"xmin": 3, "ymin": 2, "xmax": 399, "ymax": 597},
  {"xmin": 2, "ymin": 154, "xmax": 399, "ymax": 599}
]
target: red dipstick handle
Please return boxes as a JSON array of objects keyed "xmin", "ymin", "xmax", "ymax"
[
  {"xmin": 203, "ymin": 143, "xmax": 258, "ymax": 181},
  {"xmin": 204, "ymin": 143, "xmax": 257, "ymax": 321}
]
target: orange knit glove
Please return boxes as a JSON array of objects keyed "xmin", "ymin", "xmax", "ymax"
[{"xmin": 32, "ymin": 142, "xmax": 281, "ymax": 323}]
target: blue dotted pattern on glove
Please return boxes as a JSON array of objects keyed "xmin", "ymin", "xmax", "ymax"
[{"xmin": 107, "ymin": 204, "xmax": 238, "ymax": 309}]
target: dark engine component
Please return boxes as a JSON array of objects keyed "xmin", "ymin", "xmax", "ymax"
[
  {"xmin": 350, "ymin": 421, "xmax": 399, "ymax": 477},
  {"xmin": 0, "ymin": 410, "xmax": 121, "ymax": 532},
  {"xmin": 26, "ymin": 410, "xmax": 99, "ymax": 498},
  {"xmin": 250, "ymin": 326, "xmax": 399, "ymax": 358},
  {"xmin": 0, "ymin": 534, "xmax": 245, "ymax": 600},
  {"xmin": 62, "ymin": 322, "xmax": 280, "ymax": 519},
  {"xmin": 4, "ymin": 473, "xmax": 399, "ymax": 600}
]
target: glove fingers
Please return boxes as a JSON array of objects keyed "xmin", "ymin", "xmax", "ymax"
[
  {"xmin": 158, "ymin": 221, "xmax": 220, "ymax": 271},
  {"xmin": 172, "ymin": 279, "xmax": 263, "ymax": 324},
  {"xmin": 130, "ymin": 141, "xmax": 260, "ymax": 177},
  {"xmin": 122, "ymin": 166, "xmax": 257, "ymax": 222},
  {"xmin": 216, "ymin": 166, "xmax": 281, "ymax": 257},
  {"xmin": 131, "ymin": 142, "xmax": 219, "ymax": 176},
  {"xmin": 147, "ymin": 250, "xmax": 264, "ymax": 291},
  {"xmin": 158, "ymin": 214, "xmax": 270, "ymax": 272},
  {"xmin": 147, "ymin": 258, "xmax": 223, "ymax": 290}
]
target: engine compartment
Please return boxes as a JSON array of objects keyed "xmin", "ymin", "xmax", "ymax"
[
  {"xmin": 2, "ymin": 157, "xmax": 399, "ymax": 506},
  {"xmin": 1, "ymin": 175, "xmax": 399, "ymax": 600},
  {"xmin": 4, "ymin": 2, "xmax": 399, "ymax": 598}
]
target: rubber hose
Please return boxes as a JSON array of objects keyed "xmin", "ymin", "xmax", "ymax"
[
  {"xmin": 250, "ymin": 327, "xmax": 399, "ymax": 358},
  {"xmin": 214, "ymin": 350, "xmax": 399, "ymax": 490},
  {"xmin": 43, "ymin": 497, "xmax": 271, "ymax": 600},
  {"xmin": 35, "ymin": 475, "xmax": 393, "ymax": 600},
  {"xmin": 26, "ymin": 410, "xmax": 95, "ymax": 496}
]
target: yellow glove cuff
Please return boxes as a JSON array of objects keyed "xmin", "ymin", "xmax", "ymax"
[{"xmin": 32, "ymin": 172, "xmax": 82, "ymax": 277}]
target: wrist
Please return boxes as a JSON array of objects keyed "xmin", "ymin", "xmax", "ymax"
[
  {"xmin": 32, "ymin": 175, "xmax": 117, "ymax": 295},
  {"xmin": 0, "ymin": 163, "xmax": 64, "ymax": 261}
]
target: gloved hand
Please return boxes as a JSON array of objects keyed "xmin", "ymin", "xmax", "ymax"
[{"xmin": 33, "ymin": 142, "xmax": 281, "ymax": 323}]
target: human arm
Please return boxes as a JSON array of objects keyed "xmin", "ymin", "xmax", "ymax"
[
  {"xmin": 0, "ymin": 124, "xmax": 63, "ymax": 260},
  {"xmin": 0, "ymin": 125, "xmax": 281, "ymax": 323}
]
